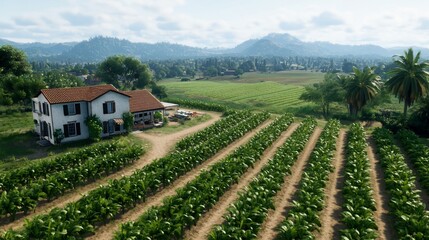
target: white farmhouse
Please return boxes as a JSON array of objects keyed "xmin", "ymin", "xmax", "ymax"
[{"xmin": 32, "ymin": 84, "xmax": 166, "ymax": 145}]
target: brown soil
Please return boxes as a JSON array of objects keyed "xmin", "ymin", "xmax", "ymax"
[
  {"xmin": 0, "ymin": 110, "xmax": 221, "ymax": 232},
  {"xmin": 86, "ymin": 119, "xmax": 274, "ymax": 240},
  {"xmin": 257, "ymin": 127, "xmax": 322, "ymax": 240},
  {"xmin": 184, "ymin": 123, "xmax": 300, "ymax": 240},
  {"xmin": 316, "ymin": 129, "xmax": 346, "ymax": 240},
  {"xmin": 367, "ymin": 137, "xmax": 396, "ymax": 240}
]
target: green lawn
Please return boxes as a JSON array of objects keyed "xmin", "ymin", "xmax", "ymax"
[{"xmin": 0, "ymin": 111, "xmax": 33, "ymax": 136}]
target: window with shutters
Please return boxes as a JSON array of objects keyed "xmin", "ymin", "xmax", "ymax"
[
  {"xmin": 42, "ymin": 102, "xmax": 50, "ymax": 116},
  {"xmin": 32, "ymin": 101, "xmax": 37, "ymax": 113},
  {"xmin": 63, "ymin": 122, "xmax": 81, "ymax": 138},
  {"xmin": 63, "ymin": 103, "xmax": 81, "ymax": 116},
  {"xmin": 103, "ymin": 101, "xmax": 115, "ymax": 114}
]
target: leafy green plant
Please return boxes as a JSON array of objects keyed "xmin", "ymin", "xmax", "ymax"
[
  {"xmin": 396, "ymin": 129, "xmax": 429, "ymax": 193},
  {"xmin": 85, "ymin": 114, "xmax": 102, "ymax": 142},
  {"xmin": 122, "ymin": 112, "xmax": 134, "ymax": 133},
  {"xmin": 373, "ymin": 127, "xmax": 429, "ymax": 239},
  {"xmin": 2, "ymin": 111, "xmax": 268, "ymax": 239},
  {"xmin": 114, "ymin": 114, "xmax": 294, "ymax": 239},
  {"xmin": 210, "ymin": 117, "xmax": 316, "ymax": 239},
  {"xmin": 279, "ymin": 119, "xmax": 340, "ymax": 239},
  {"xmin": 53, "ymin": 129, "xmax": 64, "ymax": 145},
  {"xmin": 0, "ymin": 142, "xmax": 143, "ymax": 220},
  {"xmin": 340, "ymin": 123, "xmax": 377, "ymax": 239}
]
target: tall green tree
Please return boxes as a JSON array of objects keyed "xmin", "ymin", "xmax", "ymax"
[
  {"xmin": 342, "ymin": 66, "xmax": 381, "ymax": 117},
  {"xmin": 299, "ymin": 73, "xmax": 345, "ymax": 117},
  {"xmin": 385, "ymin": 48, "xmax": 429, "ymax": 118},
  {"xmin": 0, "ymin": 74, "xmax": 45, "ymax": 105},
  {"xmin": 96, "ymin": 56, "xmax": 151, "ymax": 89},
  {"xmin": 0, "ymin": 45, "xmax": 32, "ymax": 76},
  {"xmin": 43, "ymin": 70, "xmax": 84, "ymax": 88}
]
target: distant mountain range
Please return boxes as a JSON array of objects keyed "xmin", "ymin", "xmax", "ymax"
[{"xmin": 1, "ymin": 33, "xmax": 427, "ymax": 62}]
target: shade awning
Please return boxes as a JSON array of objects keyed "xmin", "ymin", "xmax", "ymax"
[{"xmin": 113, "ymin": 118, "xmax": 124, "ymax": 125}]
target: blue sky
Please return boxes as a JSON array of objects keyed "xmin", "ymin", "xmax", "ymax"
[{"xmin": 1, "ymin": 0, "xmax": 429, "ymax": 48}]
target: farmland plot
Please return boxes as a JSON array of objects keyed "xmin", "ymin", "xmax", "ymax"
[{"xmin": 2, "ymin": 108, "xmax": 429, "ymax": 240}]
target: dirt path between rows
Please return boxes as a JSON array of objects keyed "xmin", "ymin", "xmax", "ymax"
[
  {"xmin": 184, "ymin": 123, "xmax": 299, "ymax": 240},
  {"xmin": 367, "ymin": 137, "xmax": 396, "ymax": 240},
  {"xmin": 316, "ymin": 129, "xmax": 346, "ymax": 240},
  {"xmin": 257, "ymin": 127, "xmax": 322, "ymax": 240},
  {"xmin": 87, "ymin": 119, "xmax": 274, "ymax": 240},
  {"xmin": 0, "ymin": 111, "xmax": 221, "ymax": 232}
]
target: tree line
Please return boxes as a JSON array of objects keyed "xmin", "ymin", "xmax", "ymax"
[{"xmin": 299, "ymin": 48, "xmax": 429, "ymax": 134}]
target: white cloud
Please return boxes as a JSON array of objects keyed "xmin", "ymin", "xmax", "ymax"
[
  {"xmin": 279, "ymin": 21, "xmax": 305, "ymax": 30},
  {"xmin": 61, "ymin": 12, "xmax": 95, "ymax": 26},
  {"xmin": 1, "ymin": 0, "xmax": 429, "ymax": 48},
  {"xmin": 311, "ymin": 11, "xmax": 344, "ymax": 27}
]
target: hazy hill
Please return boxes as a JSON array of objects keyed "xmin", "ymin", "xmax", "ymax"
[
  {"xmin": 233, "ymin": 33, "xmax": 391, "ymax": 57},
  {"xmin": 1, "ymin": 33, "xmax": 427, "ymax": 62}
]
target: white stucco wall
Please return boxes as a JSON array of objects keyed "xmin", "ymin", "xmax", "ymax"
[
  {"xmin": 51, "ymin": 101, "xmax": 89, "ymax": 144},
  {"xmin": 90, "ymin": 91, "xmax": 130, "ymax": 136},
  {"xmin": 32, "ymin": 94, "xmax": 55, "ymax": 144},
  {"xmin": 32, "ymin": 90, "xmax": 130, "ymax": 145}
]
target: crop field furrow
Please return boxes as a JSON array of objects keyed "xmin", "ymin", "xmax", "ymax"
[
  {"xmin": 316, "ymin": 129, "xmax": 346, "ymax": 240},
  {"xmin": 1, "ymin": 112, "xmax": 269, "ymax": 239},
  {"xmin": 208, "ymin": 118, "xmax": 317, "ymax": 240},
  {"xmin": 228, "ymin": 88, "xmax": 302, "ymax": 102},
  {"xmin": 87, "ymin": 119, "xmax": 275, "ymax": 240},
  {"xmin": 269, "ymin": 99, "xmax": 305, "ymax": 106},
  {"xmin": 278, "ymin": 119, "xmax": 340, "ymax": 239},
  {"xmin": 338, "ymin": 124, "xmax": 378, "ymax": 239},
  {"xmin": 220, "ymin": 89, "xmax": 290, "ymax": 101},
  {"xmin": 396, "ymin": 129, "xmax": 429, "ymax": 202},
  {"xmin": 367, "ymin": 136, "xmax": 396, "ymax": 240},
  {"xmin": 258, "ymin": 127, "xmax": 322, "ymax": 239},
  {"xmin": 0, "ymin": 142, "xmax": 143, "ymax": 221},
  {"xmin": 263, "ymin": 96, "xmax": 304, "ymax": 104},
  {"xmin": 372, "ymin": 128, "xmax": 429, "ymax": 238},
  {"xmin": 0, "ymin": 111, "xmax": 222, "ymax": 231},
  {"xmin": 114, "ymin": 114, "xmax": 294, "ymax": 239},
  {"xmin": 160, "ymin": 81, "xmax": 307, "ymax": 112},
  {"xmin": 185, "ymin": 122, "xmax": 301, "ymax": 240}
]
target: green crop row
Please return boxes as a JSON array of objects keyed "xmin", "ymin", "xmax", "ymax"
[
  {"xmin": 341, "ymin": 123, "xmax": 377, "ymax": 239},
  {"xmin": 279, "ymin": 119, "xmax": 340, "ymax": 240},
  {"xmin": 209, "ymin": 117, "xmax": 317, "ymax": 240},
  {"xmin": 372, "ymin": 128, "xmax": 429, "ymax": 239},
  {"xmin": 0, "ymin": 142, "xmax": 120, "ymax": 192},
  {"xmin": 114, "ymin": 114, "xmax": 293, "ymax": 240},
  {"xmin": 175, "ymin": 110, "xmax": 249, "ymax": 151},
  {"xmin": 0, "ymin": 144, "xmax": 143, "ymax": 220},
  {"xmin": 396, "ymin": 129, "xmax": 429, "ymax": 192},
  {"xmin": 1, "ymin": 112, "xmax": 269, "ymax": 239}
]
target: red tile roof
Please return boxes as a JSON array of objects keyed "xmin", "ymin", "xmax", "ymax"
[
  {"xmin": 123, "ymin": 89, "xmax": 164, "ymax": 113},
  {"xmin": 40, "ymin": 85, "xmax": 129, "ymax": 104}
]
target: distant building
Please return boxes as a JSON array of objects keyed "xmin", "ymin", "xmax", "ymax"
[{"xmin": 223, "ymin": 69, "xmax": 236, "ymax": 76}]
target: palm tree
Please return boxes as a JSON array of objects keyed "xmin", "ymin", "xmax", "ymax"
[
  {"xmin": 343, "ymin": 67, "xmax": 381, "ymax": 117},
  {"xmin": 385, "ymin": 48, "xmax": 429, "ymax": 118}
]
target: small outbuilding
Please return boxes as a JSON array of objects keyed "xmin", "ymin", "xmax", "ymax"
[{"xmin": 123, "ymin": 90, "xmax": 165, "ymax": 127}]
